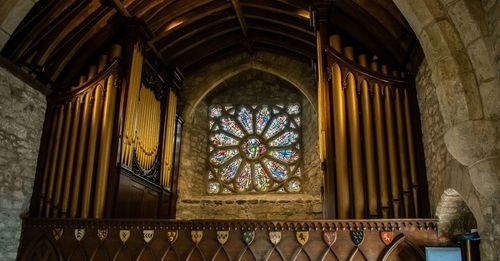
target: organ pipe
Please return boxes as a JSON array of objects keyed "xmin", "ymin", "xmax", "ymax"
[
  {"xmin": 94, "ymin": 73, "xmax": 117, "ymax": 218},
  {"xmin": 384, "ymin": 84, "xmax": 401, "ymax": 218},
  {"xmin": 70, "ymin": 93, "xmax": 91, "ymax": 217},
  {"xmin": 52, "ymin": 101, "xmax": 73, "ymax": 217},
  {"xmin": 60, "ymin": 97, "xmax": 81, "ymax": 217},
  {"xmin": 395, "ymin": 88, "xmax": 411, "ymax": 217},
  {"xmin": 44, "ymin": 104, "xmax": 65, "ymax": 217},
  {"xmin": 121, "ymin": 43, "xmax": 143, "ymax": 167},
  {"xmin": 38, "ymin": 105, "xmax": 61, "ymax": 216},
  {"xmin": 81, "ymin": 84, "xmax": 104, "ymax": 218},
  {"xmin": 359, "ymin": 55, "xmax": 378, "ymax": 217},
  {"xmin": 162, "ymin": 89, "xmax": 177, "ymax": 189},
  {"xmin": 404, "ymin": 89, "xmax": 419, "ymax": 216},
  {"xmin": 344, "ymin": 47, "xmax": 364, "ymax": 219}
]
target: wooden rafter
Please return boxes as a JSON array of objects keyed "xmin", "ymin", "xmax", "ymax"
[{"xmin": 230, "ymin": 0, "xmax": 248, "ymax": 37}]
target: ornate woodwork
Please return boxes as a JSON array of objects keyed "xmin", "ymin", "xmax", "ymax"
[{"xmin": 18, "ymin": 218, "xmax": 438, "ymax": 261}]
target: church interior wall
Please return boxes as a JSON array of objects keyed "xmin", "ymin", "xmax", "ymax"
[
  {"xmin": 176, "ymin": 68, "xmax": 322, "ymax": 220},
  {"xmin": 0, "ymin": 65, "xmax": 45, "ymax": 259}
]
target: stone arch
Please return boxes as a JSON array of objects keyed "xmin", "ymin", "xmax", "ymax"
[
  {"xmin": 0, "ymin": 0, "xmax": 37, "ymax": 50},
  {"xmin": 180, "ymin": 51, "xmax": 316, "ymax": 123},
  {"xmin": 435, "ymin": 188, "xmax": 478, "ymax": 236},
  {"xmin": 393, "ymin": 1, "xmax": 499, "ymax": 259}
]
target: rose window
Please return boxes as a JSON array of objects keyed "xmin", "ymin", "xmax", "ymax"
[{"xmin": 207, "ymin": 104, "xmax": 302, "ymax": 194}]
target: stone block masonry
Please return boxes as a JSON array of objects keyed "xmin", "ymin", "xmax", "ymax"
[{"xmin": 0, "ymin": 65, "xmax": 46, "ymax": 260}]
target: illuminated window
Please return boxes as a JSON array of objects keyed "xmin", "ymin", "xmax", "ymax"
[{"xmin": 207, "ymin": 104, "xmax": 302, "ymax": 194}]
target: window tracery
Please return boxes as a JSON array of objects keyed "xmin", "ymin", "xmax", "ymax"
[{"xmin": 207, "ymin": 104, "xmax": 302, "ymax": 194}]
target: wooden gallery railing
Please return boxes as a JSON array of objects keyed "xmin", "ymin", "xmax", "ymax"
[
  {"xmin": 18, "ymin": 219, "xmax": 438, "ymax": 261},
  {"xmin": 30, "ymin": 41, "xmax": 183, "ymax": 219},
  {"xmin": 316, "ymin": 31, "xmax": 428, "ymax": 219}
]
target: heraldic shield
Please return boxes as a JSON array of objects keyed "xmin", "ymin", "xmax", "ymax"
[
  {"xmin": 323, "ymin": 231, "xmax": 337, "ymax": 246},
  {"xmin": 269, "ymin": 231, "xmax": 282, "ymax": 245},
  {"xmin": 295, "ymin": 231, "xmax": 309, "ymax": 246},
  {"xmin": 217, "ymin": 231, "xmax": 229, "ymax": 245},
  {"xmin": 143, "ymin": 230, "xmax": 154, "ymax": 243},
  {"xmin": 167, "ymin": 230, "xmax": 178, "ymax": 243},
  {"xmin": 120, "ymin": 230, "xmax": 130, "ymax": 243},
  {"xmin": 242, "ymin": 231, "xmax": 255, "ymax": 245},
  {"xmin": 74, "ymin": 228, "xmax": 85, "ymax": 241},
  {"xmin": 351, "ymin": 231, "xmax": 365, "ymax": 246},
  {"xmin": 380, "ymin": 231, "xmax": 394, "ymax": 245},
  {"xmin": 52, "ymin": 228, "xmax": 63, "ymax": 241},
  {"xmin": 97, "ymin": 229, "xmax": 108, "ymax": 241},
  {"xmin": 191, "ymin": 230, "xmax": 203, "ymax": 244}
]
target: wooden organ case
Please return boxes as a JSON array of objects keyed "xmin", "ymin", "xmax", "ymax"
[{"xmin": 29, "ymin": 31, "xmax": 183, "ymax": 219}]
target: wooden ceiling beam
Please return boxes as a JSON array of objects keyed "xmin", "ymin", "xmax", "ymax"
[
  {"xmin": 165, "ymin": 26, "xmax": 242, "ymax": 61},
  {"xmin": 240, "ymin": 0, "xmax": 309, "ymax": 20},
  {"xmin": 246, "ymin": 19, "xmax": 315, "ymax": 47},
  {"xmin": 156, "ymin": 15, "xmax": 236, "ymax": 53},
  {"xmin": 244, "ymin": 7, "xmax": 313, "ymax": 36},
  {"xmin": 148, "ymin": 0, "xmax": 213, "ymax": 31},
  {"xmin": 230, "ymin": 0, "xmax": 248, "ymax": 37},
  {"xmin": 173, "ymin": 31, "xmax": 314, "ymax": 70},
  {"xmin": 150, "ymin": 1, "xmax": 232, "ymax": 43}
]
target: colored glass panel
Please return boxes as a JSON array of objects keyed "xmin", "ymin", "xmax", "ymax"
[
  {"xmin": 255, "ymin": 163, "xmax": 271, "ymax": 191},
  {"xmin": 210, "ymin": 133, "xmax": 239, "ymax": 146},
  {"xmin": 210, "ymin": 105, "xmax": 223, "ymax": 118},
  {"xmin": 208, "ymin": 103, "xmax": 302, "ymax": 194},
  {"xmin": 269, "ymin": 131, "xmax": 299, "ymax": 147},
  {"xmin": 236, "ymin": 163, "xmax": 252, "ymax": 191},
  {"xmin": 241, "ymin": 137, "xmax": 266, "ymax": 159},
  {"xmin": 264, "ymin": 115, "xmax": 288, "ymax": 139},
  {"xmin": 237, "ymin": 107, "xmax": 253, "ymax": 134},
  {"xmin": 263, "ymin": 158, "xmax": 288, "ymax": 181},
  {"xmin": 221, "ymin": 117, "xmax": 244, "ymax": 138},
  {"xmin": 210, "ymin": 148, "xmax": 238, "ymax": 165},
  {"xmin": 270, "ymin": 149, "xmax": 299, "ymax": 163},
  {"xmin": 220, "ymin": 157, "xmax": 242, "ymax": 182},
  {"xmin": 256, "ymin": 106, "xmax": 271, "ymax": 134}
]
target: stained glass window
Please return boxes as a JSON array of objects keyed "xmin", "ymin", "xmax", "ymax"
[{"xmin": 207, "ymin": 104, "xmax": 302, "ymax": 194}]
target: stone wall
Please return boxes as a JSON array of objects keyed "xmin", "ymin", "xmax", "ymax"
[
  {"xmin": 0, "ymin": 65, "xmax": 46, "ymax": 260},
  {"xmin": 0, "ymin": 0, "xmax": 38, "ymax": 49},
  {"xmin": 176, "ymin": 69, "xmax": 322, "ymax": 220}
]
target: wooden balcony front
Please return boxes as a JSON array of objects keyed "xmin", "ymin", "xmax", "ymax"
[{"xmin": 19, "ymin": 218, "xmax": 438, "ymax": 260}]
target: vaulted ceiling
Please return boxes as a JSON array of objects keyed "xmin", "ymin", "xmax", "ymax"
[{"xmin": 1, "ymin": 0, "xmax": 420, "ymax": 89}]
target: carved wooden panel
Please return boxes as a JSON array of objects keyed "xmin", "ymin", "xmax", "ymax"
[{"xmin": 18, "ymin": 219, "xmax": 438, "ymax": 261}]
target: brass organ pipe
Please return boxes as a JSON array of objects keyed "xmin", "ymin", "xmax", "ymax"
[
  {"xmin": 329, "ymin": 35, "xmax": 341, "ymax": 52},
  {"xmin": 332, "ymin": 63, "xmax": 350, "ymax": 218},
  {"xmin": 404, "ymin": 89, "xmax": 419, "ymax": 216},
  {"xmin": 52, "ymin": 101, "xmax": 74, "ymax": 217},
  {"xmin": 395, "ymin": 88, "xmax": 411, "ymax": 217},
  {"xmin": 94, "ymin": 73, "xmax": 117, "ymax": 218},
  {"xmin": 98, "ymin": 55, "xmax": 108, "ymax": 72},
  {"xmin": 373, "ymin": 82, "xmax": 390, "ymax": 218},
  {"xmin": 38, "ymin": 105, "xmax": 61, "ymax": 216},
  {"xmin": 88, "ymin": 65, "xmax": 97, "ymax": 80},
  {"xmin": 359, "ymin": 55, "xmax": 378, "ymax": 217},
  {"xmin": 344, "ymin": 47, "xmax": 364, "ymax": 218},
  {"xmin": 123, "ymin": 44, "xmax": 143, "ymax": 166},
  {"xmin": 316, "ymin": 33, "xmax": 326, "ymax": 161},
  {"xmin": 110, "ymin": 44, "xmax": 122, "ymax": 61},
  {"xmin": 81, "ymin": 84, "xmax": 104, "ymax": 218},
  {"xmin": 44, "ymin": 104, "xmax": 65, "ymax": 217},
  {"xmin": 146, "ymin": 90, "xmax": 153, "ymax": 168},
  {"xmin": 70, "ymin": 93, "xmax": 91, "ymax": 217},
  {"xmin": 79, "ymin": 75, "xmax": 87, "ymax": 85},
  {"xmin": 61, "ymin": 97, "xmax": 82, "ymax": 217},
  {"xmin": 384, "ymin": 85, "xmax": 401, "ymax": 218}
]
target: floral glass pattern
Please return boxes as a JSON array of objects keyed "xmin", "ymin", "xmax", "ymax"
[{"xmin": 208, "ymin": 104, "xmax": 302, "ymax": 194}]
